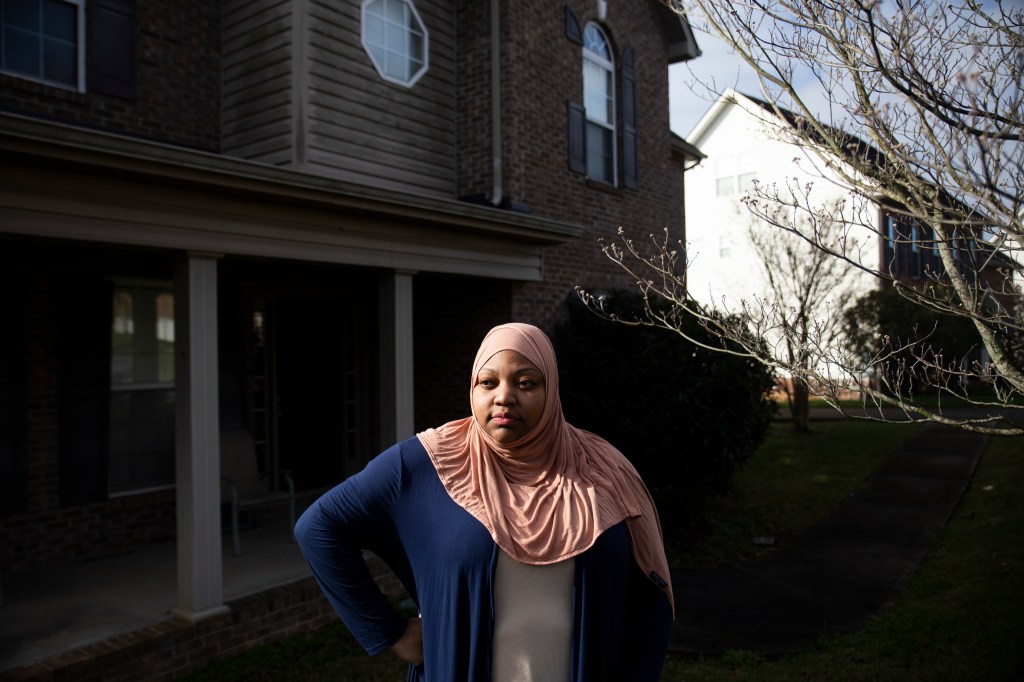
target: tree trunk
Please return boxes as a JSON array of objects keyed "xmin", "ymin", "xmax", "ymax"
[{"xmin": 790, "ymin": 381, "xmax": 810, "ymax": 432}]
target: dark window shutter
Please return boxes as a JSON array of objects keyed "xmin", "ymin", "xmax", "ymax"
[
  {"xmin": 87, "ymin": 0, "xmax": 138, "ymax": 99},
  {"xmin": 0, "ymin": 280, "xmax": 27, "ymax": 516},
  {"xmin": 568, "ymin": 100, "xmax": 586, "ymax": 174},
  {"xmin": 621, "ymin": 46, "xmax": 638, "ymax": 190},
  {"xmin": 59, "ymin": 278, "xmax": 113, "ymax": 506},
  {"xmin": 565, "ymin": 6, "xmax": 582, "ymax": 45}
]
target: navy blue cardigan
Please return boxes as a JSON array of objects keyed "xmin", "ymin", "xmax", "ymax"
[{"xmin": 294, "ymin": 437, "xmax": 672, "ymax": 681}]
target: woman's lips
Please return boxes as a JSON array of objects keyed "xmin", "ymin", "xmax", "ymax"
[{"xmin": 491, "ymin": 413, "xmax": 519, "ymax": 426}]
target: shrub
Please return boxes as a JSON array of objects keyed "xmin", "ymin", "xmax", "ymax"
[
  {"xmin": 844, "ymin": 285, "xmax": 981, "ymax": 394},
  {"xmin": 553, "ymin": 292, "xmax": 776, "ymax": 550}
]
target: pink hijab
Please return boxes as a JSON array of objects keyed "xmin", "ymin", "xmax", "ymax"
[{"xmin": 417, "ymin": 323, "xmax": 674, "ymax": 613}]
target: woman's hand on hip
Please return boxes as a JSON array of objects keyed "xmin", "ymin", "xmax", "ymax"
[{"xmin": 390, "ymin": 616, "xmax": 424, "ymax": 665}]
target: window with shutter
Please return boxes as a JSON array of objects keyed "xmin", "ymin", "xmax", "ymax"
[
  {"xmin": 582, "ymin": 23, "xmax": 615, "ymax": 185},
  {"xmin": 1, "ymin": 0, "xmax": 84, "ymax": 90},
  {"xmin": 564, "ymin": 5, "xmax": 582, "ymax": 45},
  {"xmin": 621, "ymin": 46, "xmax": 637, "ymax": 189},
  {"xmin": 86, "ymin": 0, "xmax": 137, "ymax": 99},
  {"xmin": 567, "ymin": 100, "xmax": 586, "ymax": 174}
]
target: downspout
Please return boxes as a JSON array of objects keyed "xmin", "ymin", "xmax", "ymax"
[{"xmin": 489, "ymin": 0, "xmax": 503, "ymax": 207}]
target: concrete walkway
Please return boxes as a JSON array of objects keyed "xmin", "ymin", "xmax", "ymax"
[{"xmin": 669, "ymin": 421, "xmax": 989, "ymax": 654}]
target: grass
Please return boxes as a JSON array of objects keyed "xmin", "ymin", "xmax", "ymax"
[
  {"xmin": 182, "ymin": 618, "xmax": 407, "ymax": 682},
  {"xmin": 661, "ymin": 434, "xmax": 1023, "ymax": 681},
  {"xmin": 674, "ymin": 420, "xmax": 919, "ymax": 568},
  {"xmin": 182, "ymin": 422, "xmax": 1023, "ymax": 681}
]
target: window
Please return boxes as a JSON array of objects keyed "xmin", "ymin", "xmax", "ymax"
[
  {"xmin": 361, "ymin": 0, "xmax": 428, "ymax": 87},
  {"xmin": 108, "ymin": 284, "xmax": 175, "ymax": 494},
  {"xmin": 715, "ymin": 154, "xmax": 756, "ymax": 197},
  {"xmin": 582, "ymin": 24, "xmax": 615, "ymax": 184},
  {"xmin": 715, "ymin": 176, "xmax": 736, "ymax": 197},
  {"xmin": 718, "ymin": 234, "xmax": 732, "ymax": 258},
  {"xmin": 1, "ymin": 0, "xmax": 83, "ymax": 89}
]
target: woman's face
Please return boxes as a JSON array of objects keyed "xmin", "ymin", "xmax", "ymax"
[{"xmin": 472, "ymin": 350, "xmax": 547, "ymax": 444}]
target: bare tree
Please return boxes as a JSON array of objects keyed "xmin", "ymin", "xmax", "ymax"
[
  {"xmin": 581, "ymin": 0, "xmax": 1024, "ymax": 435},
  {"xmin": 747, "ymin": 205, "xmax": 863, "ymax": 431}
]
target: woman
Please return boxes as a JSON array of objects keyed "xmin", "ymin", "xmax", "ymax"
[{"xmin": 294, "ymin": 323, "xmax": 674, "ymax": 681}]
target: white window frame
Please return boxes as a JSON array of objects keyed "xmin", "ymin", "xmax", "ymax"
[
  {"xmin": 360, "ymin": 0, "xmax": 429, "ymax": 88},
  {"xmin": 0, "ymin": 0, "xmax": 85, "ymax": 92},
  {"xmin": 582, "ymin": 23, "xmax": 616, "ymax": 185}
]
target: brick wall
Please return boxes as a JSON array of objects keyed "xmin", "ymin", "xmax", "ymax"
[
  {"xmin": 453, "ymin": 0, "xmax": 494, "ymax": 200},
  {"xmin": 0, "ymin": 1, "xmax": 220, "ymax": 151},
  {"xmin": 455, "ymin": 0, "xmax": 686, "ymax": 331},
  {"xmin": 2, "ymin": 490, "xmax": 177, "ymax": 574},
  {"xmin": 1, "ymin": 245, "xmax": 179, "ymax": 573},
  {"xmin": 7, "ymin": 578, "xmax": 328, "ymax": 682}
]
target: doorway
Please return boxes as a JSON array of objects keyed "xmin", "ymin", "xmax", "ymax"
[{"xmin": 245, "ymin": 292, "xmax": 379, "ymax": 494}]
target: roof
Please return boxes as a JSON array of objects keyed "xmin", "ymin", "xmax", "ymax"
[
  {"xmin": 685, "ymin": 89, "xmax": 991, "ymax": 228},
  {"xmin": 658, "ymin": 3, "xmax": 703, "ymax": 63},
  {"xmin": 670, "ymin": 132, "xmax": 706, "ymax": 165}
]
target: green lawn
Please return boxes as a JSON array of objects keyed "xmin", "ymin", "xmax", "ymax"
[
  {"xmin": 183, "ymin": 421, "xmax": 1023, "ymax": 681},
  {"xmin": 661, "ymin": 433, "xmax": 1023, "ymax": 681},
  {"xmin": 673, "ymin": 420, "xmax": 919, "ymax": 568}
]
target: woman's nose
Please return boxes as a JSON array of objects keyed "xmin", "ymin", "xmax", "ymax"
[{"xmin": 494, "ymin": 382, "xmax": 516, "ymax": 405}]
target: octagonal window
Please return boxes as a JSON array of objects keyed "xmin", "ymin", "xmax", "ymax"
[{"xmin": 361, "ymin": 0, "xmax": 428, "ymax": 87}]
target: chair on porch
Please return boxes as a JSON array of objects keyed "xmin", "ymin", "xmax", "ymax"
[{"xmin": 220, "ymin": 429, "xmax": 296, "ymax": 557}]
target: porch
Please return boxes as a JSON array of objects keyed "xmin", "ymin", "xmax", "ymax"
[{"xmin": 1, "ymin": 519, "xmax": 321, "ymax": 678}]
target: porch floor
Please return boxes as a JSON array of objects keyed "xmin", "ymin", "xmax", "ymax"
[{"xmin": 0, "ymin": 519, "xmax": 310, "ymax": 673}]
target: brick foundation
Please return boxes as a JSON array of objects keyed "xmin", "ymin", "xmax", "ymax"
[{"xmin": 5, "ymin": 556, "xmax": 401, "ymax": 682}]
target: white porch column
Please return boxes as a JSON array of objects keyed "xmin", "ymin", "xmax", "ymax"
[
  {"xmin": 172, "ymin": 252, "xmax": 229, "ymax": 622},
  {"xmin": 379, "ymin": 270, "xmax": 416, "ymax": 445}
]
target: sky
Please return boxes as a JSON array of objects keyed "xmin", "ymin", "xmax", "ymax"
[
  {"xmin": 666, "ymin": 25, "xmax": 839, "ymax": 140},
  {"xmin": 667, "ymin": 30, "xmax": 759, "ymax": 139}
]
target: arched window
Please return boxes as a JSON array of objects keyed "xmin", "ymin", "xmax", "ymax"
[{"xmin": 582, "ymin": 24, "xmax": 615, "ymax": 184}]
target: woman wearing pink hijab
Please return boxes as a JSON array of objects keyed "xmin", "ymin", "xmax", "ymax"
[{"xmin": 295, "ymin": 323, "xmax": 673, "ymax": 681}]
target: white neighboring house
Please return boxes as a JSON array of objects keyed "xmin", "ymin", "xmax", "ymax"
[
  {"xmin": 683, "ymin": 88, "xmax": 878, "ymax": 318},
  {"xmin": 682, "ymin": 89, "xmax": 1010, "ymax": 396}
]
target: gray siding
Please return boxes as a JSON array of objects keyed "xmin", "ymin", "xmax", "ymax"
[
  {"xmin": 305, "ymin": 0, "xmax": 456, "ymax": 196},
  {"xmin": 222, "ymin": 0, "xmax": 294, "ymax": 166},
  {"xmin": 222, "ymin": 0, "xmax": 456, "ymax": 197}
]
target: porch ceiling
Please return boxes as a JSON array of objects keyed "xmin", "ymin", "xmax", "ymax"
[{"xmin": 0, "ymin": 113, "xmax": 584, "ymax": 281}]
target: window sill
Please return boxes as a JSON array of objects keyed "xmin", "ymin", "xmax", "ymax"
[{"xmin": 584, "ymin": 178, "xmax": 623, "ymax": 195}]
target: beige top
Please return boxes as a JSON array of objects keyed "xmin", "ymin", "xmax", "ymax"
[{"xmin": 491, "ymin": 552, "xmax": 574, "ymax": 682}]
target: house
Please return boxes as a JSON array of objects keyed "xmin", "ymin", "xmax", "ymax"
[
  {"xmin": 0, "ymin": 0, "xmax": 701, "ymax": 676},
  {"xmin": 684, "ymin": 88, "xmax": 1008, "ymax": 308},
  {"xmin": 687, "ymin": 90, "xmax": 1010, "ymax": 312},
  {"xmin": 682, "ymin": 89, "xmax": 1008, "ymax": 396},
  {"xmin": 683, "ymin": 88, "xmax": 876, "ymax": 313}
]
